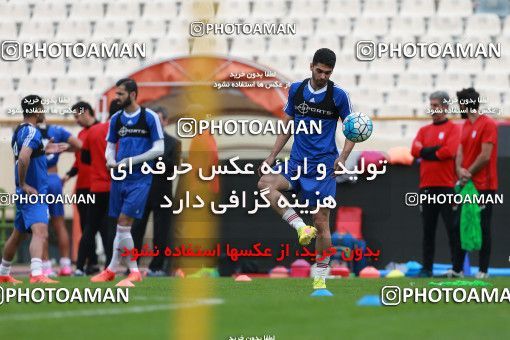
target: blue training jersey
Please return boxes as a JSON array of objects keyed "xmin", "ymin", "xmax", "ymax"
[
  {"xmin": 12, "ymin": 124, "xmax": 48, "ymax": 194},
  {"xmin": 39, "ymin": 125, "xmax": 72, "ymax": 168},
  {"xmin": 284, "ymin": 79, "xmax": 352, "ymax": 164},
  {"xmin": 106, "ymin": 107, "xmax": 164, "ymax": 181}
]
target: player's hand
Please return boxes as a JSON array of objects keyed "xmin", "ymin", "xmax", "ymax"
[
  {"xmin": 332, "ymin": 156, "xmax": 347, "ymax": 177},
  {"xmin": 457, "ymin": 168, "xmax": 471, "ymax": 182},
  {"xmin": 45, "ymin": 140, "xmax": 69, "ymax": 154},
  {"xmin": 258, "ymin": 156, "xmax": 275, "ymax": 177},
  {"xmin": 21, "ymin": 183, "xmax": 38, "ymax": 195},
  {"xmin": 61, "ymin": 174, "xmax": 70, "ymax": 184}
]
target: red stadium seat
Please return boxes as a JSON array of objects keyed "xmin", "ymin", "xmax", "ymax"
[{"xmin": 335, "ymin": 206, "xmax": 363, "ymax": 240}]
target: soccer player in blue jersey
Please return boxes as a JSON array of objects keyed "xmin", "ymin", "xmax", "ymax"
[
  {"xmin": 37, "ymin": 111, "xmax": 82, "ymax": 276},
  {"xmin": 0, "ymin": 95, "xmax": 68, "ymax": 284},
  {"xmin": 258, "ymin": 48, "xmax": 355, "ymax": 290},
  {"xmin": 91, "ymin": 79, "xmax": 164, "ymax": 283}
]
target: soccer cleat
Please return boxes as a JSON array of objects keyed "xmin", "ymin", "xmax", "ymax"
[
  {"xmin": 90, "ymin": 269, "xmax": 116, "ymax": 282},
  {"xmin": 73, "ymin": 269, "xmax": 85, "ymax": 277},
  {"xmin": 126, "ymin": 271, "xmax": 143, "ymax": 282},
  {"xmin": 29, "ymin": 275, "xmax": 59, "ymax": 284},
  {"xmin": 297, "ymin": 225, "xmax": 317, "ymax": 246},
  {"xmin": 59, "ymin": 267, "xmax": 72, "ymax": 276},
  {"xmin": 313, "ymin": 277, "xmax": 326, "ymax": 290},
  {"xmin": 0, "ymin": 275, "xmax": 23, "ymax": 284},
  {"xmin": 438, "ymin": 269, "xmax": 464, "ymax": 278},
  {"xmin": 475, "ymin": 271, "xmax": 489, "ymax": 279}
]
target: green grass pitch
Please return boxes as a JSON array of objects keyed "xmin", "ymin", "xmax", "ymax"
[{"xmin": 1, "ymin": 277, "xmax": 509, "ymax": 339}]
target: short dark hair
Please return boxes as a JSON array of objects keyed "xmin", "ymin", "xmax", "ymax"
[
  {"xmin": 108, "ymin": 99, "xmax": 123, "ymax": 119},
  {"xmin": 456, "ymin": 87, "xmax": 480, "ymax": 111},
  {"xmin": 116, "ymin": 78, "xmax": 138, "ymax": 98},
  {"xmin": 21, "ymin": 95, "xmax": 43, "ymax": 118},
  {"xmin": 312, "ymin": 48, "xmax": 336, "ymax": 68},
  {"xmin": 71, "ymin": 101, "xmax": 95, "ymax": 117}
]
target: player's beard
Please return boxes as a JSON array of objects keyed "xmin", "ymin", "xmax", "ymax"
[{"xmin": 118, "ymin": 97, "xmax": 132, "ymax": 110}]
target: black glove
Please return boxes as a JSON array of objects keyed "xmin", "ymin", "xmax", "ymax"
[{"xmin": 420, "ymin": 146, "xmax": 440, "ymax": 161}]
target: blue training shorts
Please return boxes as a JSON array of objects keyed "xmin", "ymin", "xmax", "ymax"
[
  {"xmin": 47, "ymin": 173, "xmax": 64, "ymax": 217},
  {"xmin": 108, "ymin": 180, "xmax": 151, "ymax": 219}
]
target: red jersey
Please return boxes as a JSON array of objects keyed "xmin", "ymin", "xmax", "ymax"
[
  {"xmin": 460, "ymin": 114, "xmax": 498, "ymax": 190},
  {"xmin": 411, "ymin": 119, "xmax": 461, "ymax": 188},
  {"xmin": 71, "ymin": 124, "xmax": 95, "ymax": 189},
  {"xmin": 82, "ymin": 122, "xmax": 110, "ymax": 192}
]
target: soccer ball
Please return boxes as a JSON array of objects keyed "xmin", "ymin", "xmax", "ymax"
[{"xmin": 342, "ymin": 112, "xmax": 373, "ymax": 143}]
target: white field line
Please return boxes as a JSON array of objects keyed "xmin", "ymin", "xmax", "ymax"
[{"xmin": 0, "ymin": 298, "xmax": 224, "ymax": 321}]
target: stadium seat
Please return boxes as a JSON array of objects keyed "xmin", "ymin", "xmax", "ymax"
[
  {"xmin": 478, "ymin": 89, "xmax": 503, "ymax": 107},
  {"xmin": 387, "ymin": 88, "xmax": 425, "ymax": 106},
  {"xmin": 358, "ymin": 73, "xmax": 394, "ymax": 89},
  {"xmin": 17, "ymin": 77, "xmax": 54, "ymax": 95},
  {"xmin": 330, "ymin": 74, "xmax": 357, "ymax": 89},
  {"xmin": 331, "ymin": 54, "xmax": 368, "ymax": 74},
  {"xmin": 327, "ymin": 0, "xmax": 361, "ymax": 17},
  {"xmin": 398, "ymin": 73, "xmax": 433, "ymax": 89},
  {"xmin": 305, "ymin": 35, "xmax": 341, "ymax": 55},
  {"xmin": 289, "ymin": 0, "xmax": 325, "ymax": 17},
  {"xmin": 130, "ymin": 19, "xmax": 168, "ymax": 39},
  {"xmin": 496, "ymin": 35, "xmax": 510, "ymax": 55},
  {"xmin": 1, "ymin": 94, "xmax": 23, "ymax": 115},
  {"xmin": 105, "ymin": 59, "xmax": 142, "ymax": 78},
  {"xmin": 180, "ymin": 0, "xmax": 216, "ymax": 18},
  {"xmin": 257, "ymin": 55, "xmax": 293, "ymax": 77},
  {"xmin": 437, "ymin": 0, "xmax": 473, "ymax": 16},
  {"xmin": 69, "ymin": 3, "xmax": 104, "ymax": 20},
  {"xmin": 288, "ymin": 17, "xmax": 315, "ymax": 36},
  {"xmin": 230, "ymin": 37, "xmax": 267, "ymax": 58},
  {"xmin": 485, "ymin": 55, "xmax": 510, "ymax": 73},
  {"xmin": 67, "ymin": 59, "xmax": 104, "ymax": 77},
  {"xmin": 340, "ymin": 34, "xmax": 379, "ymax": 56},
  {"xmin": 32, "ymin": 2, "xmax": 68, "ymax": 19},
  {"xmin": 349, "ymin": 88, "xmax": 385, "ymax": 106},
  {"xmin": 407, "ymin": 58, "xmax": 445, "ymax": 74},
  {"xmin": 105, "ymin": 2, "xmax": 141, "ymax": 20},
  {"xmin": 436, "ymin": 73, "xmax": 472, "ymax": 89},
  {"xmin": 465, "ymin": 13, "xmax": 501, "ymax": 37},
  {"xmin": 191, "ymin": 37, "xmax": 229, "ymax": 55},
  {"xmin": 315, "ymin": 16, "xmax": 351, "ymax": 36},
  {"xmin": 93, "ymin": 76, "xmax": 117, "ymax": 93},
  {"xmin": 428, "ymin": 17, "xmax": 464, "ymax": 36},
  {"xmin": 0, "ymin": 22, "xmax": 17, "ymax": 39},
  {"xmin": 0, "ymin": 3, "xmax": 30, "ymax": 22},
  {"xmin": 55, "ymin": 20, "xmax": 92, "ymax": 40},
  {"xmin": 153, "ymin": 37, "xmax": 190, "ymax": 58},
  {"xmin": 54, "ymin": 77, "xmax": 91, "ymax": 95},
  {"xmin": 30, "ymin": 59, "xmax": 67, "ymax": 77},
  {"xmin": 267, "ymin": 36, "xmax": 303, "ymax": 55},
  {"xmin": 391, "ymin": 17, "xmax": 426, "ymax": 36},
  {"xmin": 400, "ymin": 0, "xmax": 435, "ymax": 17},
  {"xmin": 353, "ymin": 17, "xmax": 389, "ymax": 36},
  {"xmin": 142, "ymin": 1, "xmax": 178, "ymax": 19},
  {"xmin": 474, "ymin": 73, "xmax": 509, "ymax": 90},
  {"xmin": 362, "ymin": 0, "xmax": 398, "ymax": 17},
  {"xmin": 447, "ymin": 58, "xmax": 483, "ymax": 74},
  {"xmin": 503, "ymin": 16, "xmax": 510, "ymax": 36},
  {"xmin": 378, "ymin": 103, "xmax": 417, "ymax": 117},
  {"xmin": 0, "ymin": 60, "xmax": 29, "ymax": 78},
  {"xmin": 369, "ymin": 58, "xmax": 406, "ymax": 74},
  {"xmin": 252, "ymin": 0, "xmax": 288, "ymax": 18},
  {"xmin": 92, "ymin": 20, "xmax": 129, "ymax": 39},
  {"xmin": 335, "ymin": 206, "xmax": 363, "ymax": 239},
  {"xmin": 216, "ymin": 0, "xmax": 250, "ymax": 19},
  {"xmin": 19, "ymin": 21, "xmax": 56, "ymax": 40}
]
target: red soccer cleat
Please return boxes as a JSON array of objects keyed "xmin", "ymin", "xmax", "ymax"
[
  {"xmin": 0, "ymin": 275, "xmax": 23, "ymax": 284},
  {"xmin": 90, "ymin": 269, "xmax": 116, "ymax": 282},
  {"xmin": 29, "ymin": 275, "xmax": 59, "ymax": 284},
  {"xmin": 58, "ymin": 267, "xmax": 73, "ymax": 276},
  {"xmin": 126, "ymin": 271, "xmax": 142, "ymax": 282}
]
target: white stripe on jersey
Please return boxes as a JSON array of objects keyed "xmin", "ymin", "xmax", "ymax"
[
  {"xmin": 334, "ymin": 84, "xmax": 353, "ymax": 113},
  {"xmin": 22, "ymin": 125, "xmax": 36, "ymax": 147},
  {"xmin": 145, "ymin": 108, "xmax": 164, "ymax": 139}
]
